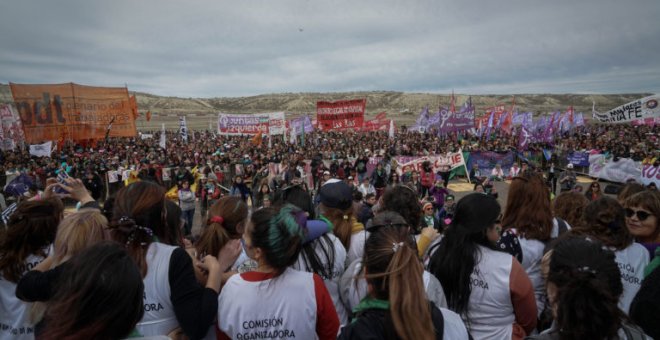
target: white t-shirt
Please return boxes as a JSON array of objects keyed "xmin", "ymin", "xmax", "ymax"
[{"xmin": 613, "ymin": 243, "xmax": 649, "ymax": 314}]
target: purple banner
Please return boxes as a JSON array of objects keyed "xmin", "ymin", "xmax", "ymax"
[
  {"xmin": 567, "ymin": 151, "xmax": 590, "ymax": 167},
  {"xmin": 290, "ymin": 115, "xmax": 314, "ymax": 135},
  {"xmin": 466, "ymin": 151, "xmax": 515, "ymax": 176},
  {"xmin": 439, "ymin": 104, "xmax": 475, "ymax": 133}
]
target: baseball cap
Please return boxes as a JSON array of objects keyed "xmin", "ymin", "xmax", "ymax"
[
  {"xmin": 319, "ymin": 180, "xmax": 353, "ymax": 210},
  {"xmin": 323, "ymin": 170, "xmax": 330, "ymax": 175},
  {"xmin": 567, "ymin": 163, "xmax": 574, "ymax": 169}
]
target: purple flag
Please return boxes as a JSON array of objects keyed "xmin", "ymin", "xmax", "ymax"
[
  {"xmin": 574, "ymin": 112, "xmax": 585, "ymax": 127},
  {"xmin": 412, "ymin": 106, "xmax": 430, "ymax": 132},
  {"xmin": 518, "ymin": 125, "xmax": 531, "ymax": 150},
  {"xmin": 439, "ymin": 98, "xmax": 475, "ymax": 133}
]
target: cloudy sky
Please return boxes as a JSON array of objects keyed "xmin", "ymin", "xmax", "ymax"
[{"xmin": 1, "ymin": 0, "xmax": 659, "ymax": 97}]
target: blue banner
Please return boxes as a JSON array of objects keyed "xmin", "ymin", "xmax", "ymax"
[
  {"xmin": 567, "ymin": 152, "xmax": 590, "ymax": 167},
  {"xmin": 467, "ymin": 151, "xmax": 515, "ymax": 176}
]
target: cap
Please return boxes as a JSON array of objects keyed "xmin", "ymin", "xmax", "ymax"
[
  {"xmin": 446, "ymin": 194, "xmax": 455, "ymax": 201},
  {"xmin": 567, "ymin": 163, "xmax": 574, "ymax": 169},
  {"xmin": 347, "ymin": 176, "xmax": 353, "ymax": 180},
  {"xmin": 323, "ymin": 170, "xmax": 330, "ymax": 175},
  {"xmin": 319, "ymin": 180, "xmax": 353, "ymax": 210}
]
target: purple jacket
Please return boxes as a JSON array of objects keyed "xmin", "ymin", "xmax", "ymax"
[{"xmin": 429, "ymin": 186, "xmax": 449, "ymax": 207}]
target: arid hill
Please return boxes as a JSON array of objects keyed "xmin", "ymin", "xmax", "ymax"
[{"xmin": 0, "ymin": 84, "xmax": 650, "ymax": 130}]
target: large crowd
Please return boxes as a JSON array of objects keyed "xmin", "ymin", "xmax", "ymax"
[{"xmin": 0, "ymin": 121, "xmax": 659, "ymax": 340}]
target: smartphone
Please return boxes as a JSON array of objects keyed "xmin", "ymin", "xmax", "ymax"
[{"xmin": 54, "ymin": 171, "xmax": 70, "ymax": 194}]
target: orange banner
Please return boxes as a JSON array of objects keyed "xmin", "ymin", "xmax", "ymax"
[{"xmin": 10, "ymin": 83, "xmax": 137, "ymax": 143}]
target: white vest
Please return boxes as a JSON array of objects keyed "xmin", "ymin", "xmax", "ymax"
[
  {"xmin": 339, "ymin": 259, "xmax": 447, "ymax": 313},
  {"xmin": 518, "ymin": 219, "xmax": 570, "ymax": 316},
  {"xmin": 0, "ymin": 253, "xmax": 47, "ymax": 340},
  {"xmin": 440, "ymin": 308, "xmax": 471, "ymax": 340},
  {"xmin": 613, "ymin": 243, "xmax": 649, "ymax": 314},
  {"xmin": 466, "ymin": 246, "xmax": 515, "ymax": 340},
  {"xmin": 218, "ymin": 268, "xmax": 318, "ymax": 340},
  {"xmin": 136, "ymin": 242, "xmax": 179, "ymax": 337},
  {"xmin": 292, "ymin": 234, "xmax": 349, "ymax": 326},
  {"xmin": 346, "ymin": 230, "xmax": 367, "ymax": 266}
]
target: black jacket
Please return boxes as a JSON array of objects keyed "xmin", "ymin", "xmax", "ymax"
[{"xmin": 338, "ymin": 302, "xmax": 445, "ymax": 340}]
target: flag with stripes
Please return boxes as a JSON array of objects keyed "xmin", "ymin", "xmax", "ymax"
[{"xmin": 1, "ymin": 202, "xmax": 17, "ymax": 225}]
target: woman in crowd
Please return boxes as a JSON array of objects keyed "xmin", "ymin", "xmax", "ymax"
[
  {"xmin": 584, "ymin": 181, "xmax": 603, "ymax": 202},
  {"xmin": 338, "ymin": 226, "xmax": 469, "ymax": 339},
  {"xmin": 617, "ymin": 182, "xmax": 646, "ymax": 204},
  {"xmin": 528, "ymin": 237, "xmax": 651, "ymax": 340},
  {"xmin": 217, "ymin": 205, "xmax": 340, "ymax": 340},
  {"xmin": 109, "ymin": 181, "xmax": 224, "ymax": 339},
  {"xmin": 319, "ymin": 180, "xmax": 367, "ymax": 265},
  {"xmin": 38, "ymin": 241, "xmax": 145, "ymax": 340},
  {"xmin": 422, "ymin": 201, "xmax": 442, "ymax": 232},
  {"xmin": 177, "ymin": 180, "xmax": 196, "ymax": 236},
  {"xmin": 623, "ymin": 190, "xmax": 660, "ymax": 264},
  {"xmin": 253, "ymin": 182, "xmax": 272, "ymax": 209},
  {"xmin": 0, "ymin": 197, "xmax": 63, "ymax": 339},
  {"xmin": 16, "ymin": 209, "xmax": 110, "ymax": 326},
  {"xmin": 497, "ymin": 172, "xmax": 566, "ymax": 317},
  {"xmin": 428, "ymin": 193, "xmax": 537, "ymax": 339},
  {"xmin": 193, "ymin": 196, "xmax": 249, "ymax": 276},
  {"xmin": 387, "ymin": 171, "xmax": 400, "ymax": 188},
  {"xmin": 568, "ymin": 197, "xmax": 649, "ymax": 313},
  {"xmin": 229, "ymin": 175, "xmax": 250, "ymax": 202},
  {"xmin": 552, "ymin": 191, "xmax": 589, "ymax": 229}
]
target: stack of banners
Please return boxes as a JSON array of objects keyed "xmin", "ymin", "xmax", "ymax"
[
  {"xmin": 641, "ymin": 164, "xmax": 660, "ymax": 188},
  {"xmin": 466, "ymin": 151, "xmax": 516, "ymax": 177},
  {"xmin": 316, "ymin": 99, "xmax": 366, "ymax": 131},
  {"xmin": 9, "ymin": 83, "xmax": 137, "ymax": 143},
  {"xmin": 588, "ymin": 154, "xmax": 640, "ymax": 183},
  {"xmin": 29, "ymin": 141, "xmax": 52, "ymax": 157},
  {"xmin": 593, "ymin": 95, "xmax": 660, "ymax": 124},
  {"xmin": 0, "ymin": 104, "xmax": 25, "ymax": 151},
  {"xmin": 289, "ymin": 115, "xmax": 314, "ymax": 135},
  {"xmin": 217, "ymin": 113, "xmax": 273, "ymax": 135}
]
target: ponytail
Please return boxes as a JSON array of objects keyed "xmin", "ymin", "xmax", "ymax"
[
  {"xmin": 250, "ymin": 205, "xmax": 304, "ymax": 275},
  {"xmin": 196, "ymin": 196, "xmax": 247, "ymax": 259},
  {"xmin": 108, "ymin": 216, "xmax": 154, "ymax": 277},
  {"xmin": 364, "ymin": 227, "xmax": 435, "ymax": 340}
]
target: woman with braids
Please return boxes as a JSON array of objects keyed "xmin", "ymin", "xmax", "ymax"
[
  {"xmin": 38, "ymin": 241, "xmax": 145, "ymax": 340},
  {"xmin": 339, "ymin": 220, "xmax": 468, "ymax": 340},
  {"xmin": 527, "ymin": 237, "xmax": 651, "ymax": 340},
  {"xmin": 567, "ymin": 197, "xmax": 649, "ymax": 313},
  {"xmin": 428, "ymin": 193, "xmax": 537, "ymax": 340},
  {"xmin": 109, "ymin": 181, "xmax": 226, "ymax": 339},
  {"xmin": 0, "ymin": 197, "xmax": 63, "ymax": 339},
  {"xmin": 217, "ymin": 204, "xmax": 339, "ymax": 340}
]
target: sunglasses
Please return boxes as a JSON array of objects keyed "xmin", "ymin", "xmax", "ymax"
[
  {"xmin": 625, "ymin": 208, "xmax": 653, "ymax": 221},
  {"xmin": 424, "ymin": 207, "xmax": 433, "ymax": 211}
]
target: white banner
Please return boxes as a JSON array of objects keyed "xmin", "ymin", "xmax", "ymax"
[
  {"xmin": 107, "ymin": 170, "xmax": 119, "ymax": 183},
  {"xmin": 159, "ymin": 123, "xmax": 166, "ymax": 150},
  {"xmin": 641, "ymin": 164, "xmax": 660, "ymax": 188},
  {"xmin": 588, "ymin": 154, "xmax": 641, "ymax": 183},
  {"xmin": 268, "ymin": 112, "xmax": 286, "ymax": 135},
  {"xmin": 179, "ymin": 116, "xmax": 188, "ymax": 143},
  {"xmin": 396, "ymin": 152, "xmax": 466, "ymax": 175},
  {"xmin": 29, "ymin": 141, "xmax": 52, "ymax": 157},
  {"xmin": 593, "ymin": 95, "xmax": 660, "ymax": 124}
]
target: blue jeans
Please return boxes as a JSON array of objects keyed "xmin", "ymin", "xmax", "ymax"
[{"xmin": 182, "ymin": 209, "xmax": 195, "ymax": 236}]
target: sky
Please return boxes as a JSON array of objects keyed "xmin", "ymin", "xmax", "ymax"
[{"xmin": 1, "ymin": 0, "xmax": 659, "ymax": 98}]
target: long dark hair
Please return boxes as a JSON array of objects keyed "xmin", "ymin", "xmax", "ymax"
[
  {"xmin": 427, "ymin": 193, "xmax": 501, "ymax": 317},
  {"xmin": 110, "ymin": 181, "xmax": 167, "ymax": 277},
  {"xmin": 41, "ymin": 241, "xmax": 144, "ymax": 340},
  {"xmin": 0, "ymin": 198, "xmax": 64, "ymax": 282},
  {"xmin": 548, "ymin": 237, "xmax": 625, "ymax": 340},
  {"xmin": 380, "ymin": 185, "xmax": 423, "ymax": 232}
]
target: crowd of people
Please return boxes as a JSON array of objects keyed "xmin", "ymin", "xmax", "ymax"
[{"xmin": 0, "ymin": 120, "xmax": 659, "ymax": 339}]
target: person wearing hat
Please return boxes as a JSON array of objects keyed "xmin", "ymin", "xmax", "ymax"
[
  {"xmin": 559, "ymin": 163, "xmax": 577, "ymax": 192},
  {"xmin": 319, "ymin": 179, "xmax": 367, "ymax": 265},
  {"xmin": 421, "ymin": 201, "xmax": 442, "ymax": 232},
  {"xmin": 357, "ymin": 176, "xmax": 376, "ymax": 198}
]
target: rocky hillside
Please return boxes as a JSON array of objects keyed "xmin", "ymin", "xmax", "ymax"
[{"xmin": 0, "ymin": 84, "xmax": 650, "ymax": 130}]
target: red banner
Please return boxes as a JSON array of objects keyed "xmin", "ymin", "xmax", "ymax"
[
  {"xmin": 316, "ymin": 99, "xmax": 365, "ymax": 131},
  {"xmin": 362, "ymin": 118, "xmax": 391, "ymax": 131},
  {"xmin": 10, "ymin": 83, "xmax": 137, "ymax": 143}
]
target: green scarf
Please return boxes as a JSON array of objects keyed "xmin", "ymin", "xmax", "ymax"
[{"xmin": 353, "ymin": 297, "xmax": 390, "ymax": 315}]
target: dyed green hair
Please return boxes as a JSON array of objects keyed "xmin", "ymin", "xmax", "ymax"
[{"xmin": 250, "ymin": 204, "xmax": 305, "ymax": 275}]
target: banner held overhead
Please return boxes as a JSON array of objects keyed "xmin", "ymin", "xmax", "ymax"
[{"xmin": 316, "ymin": 99, "xmax": 366, "ymax": 131}]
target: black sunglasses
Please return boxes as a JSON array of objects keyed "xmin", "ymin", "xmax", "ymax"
[{"xmin": 625, "ymin": 208, "xmax": 653, "ymax": 221}]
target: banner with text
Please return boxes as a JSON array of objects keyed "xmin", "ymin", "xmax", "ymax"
[
  {"xmin": 593, "ymin": 95, "xmax": 660, "ymax": 124},
  {"xmin": 316, "ymin": 99, "xmax": 365, "ymax": 131},
  {"xmin": 217, "ymin": 113, "xmax": 270, "ymax": 135},
  {"xmin": 29, "ymin": 141, "xmax": 52, "ymax": 157},
  {"xmin": 267, "ymin": 112, "xmax": 286, "ymax": 135},
  {"xmin": 290, "ymin": 116, "xmax": 314, "ymax": 135},
  {"xmin": 10, "ymin": 83, "xmax": 137, "ymax": 143},
  {"xmin": 641, "ymin": 164, "xmax": 660, "ymax": 188},
  {"xmin": 566, "ymin": 151, "xmax": 590, "ymax": 168}
]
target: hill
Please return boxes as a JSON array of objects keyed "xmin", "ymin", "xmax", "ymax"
[{"xmin": 0, "ymin": 84, "xmax": 650, "ymax": 130}]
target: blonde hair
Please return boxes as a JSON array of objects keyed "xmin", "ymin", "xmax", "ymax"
[{"xmin": 52, "ymin": 209, "xmax": 110, "ymax": 265}]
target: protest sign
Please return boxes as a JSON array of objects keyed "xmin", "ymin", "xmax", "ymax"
[
  {"xmin": 566, "ymin": 152, "xmax": 590, "ymax": 167},
  {"xmin": 317, "ymin": 99, "xmax": 365, "ymax": 131},
  {"xmin": 217, "ymin": 113, "xmax": 270, "ymax": 135},
  {"xmin": 593, "ymin": 95, "xmax": 660, "ymax": 124}
]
